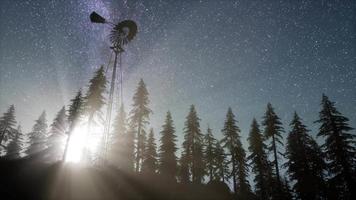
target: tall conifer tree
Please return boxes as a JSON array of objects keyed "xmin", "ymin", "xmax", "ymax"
[
  {"xmin": 63, "ymin": 90, "xmax": 84, "ymax": 161},
  {"xmin": 248, "ymin": 118, "xmax": 272, "ymax": 200},
  {"xmin": 110, "ymin": 104, "xmax": 127, "ymax": 166},
  {"xmin": 159, "ymin": 111, "xmax": 178, "ymax": 180},
  {"xmin": 6, "ymin": 125, "xmax": 24, "ymax": 158},
  {"xmin": 221, "ymin": 107, "xmax": 242, "ymax": 193},
  {"xmin": 204, "ymin": 126, "xmax": 217, "ymax": 182},
  {"xmin": 85, "ymin": 66, "xmax": 106, "ymax": 128},
  {"xmin": 48, "ymin": 106, "xmax": 68, "ymax": 161},
  {"xmin": 130, "ymin": 79, "xmax": 152, "ymax": 172},
  {"xmin": 0, "ymin": 105, "xmax": 17, "ymax": 147},
  {"xmin": 182, "ymin": 105, "xmax": 205, "ymax": 183},
  {"xmin": 285, "ymin": 112, "xmax": 325, "ymax": 200},
  {"xmin": 262, "ymin": 103, "xmax": 284, "ymax": 188},
  {"xmin": 26, "ymin": 111, "xmax": 48, "ymax": 155},
  {"xmin": 179, "ymin": 151, "xmax": 190, "ymax": 184},
  {"xmin": 214, "ymin": 141, "xmax": 229, "ymax": 182},
  {"xmin": 121, "ymin": 124, "xmax": 136, "ymax": 172},
  {"xmin": 142, "ymin": 128, "xmax": 158, "ymax": 174},
  {"xmin": 84, "ymin": 66, "xmax": 106, "ymax": 162},
  {"xmin": 315, "ymin": 94, "xmax": 356, "ymax": 199}
]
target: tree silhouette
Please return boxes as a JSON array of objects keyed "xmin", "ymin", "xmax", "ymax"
[
  {"xmin": 68, "ymin": 90, "xmax": 85, "ymax": 128},
  {"xmin": 142, "ymin": 128, "xmax": 158, "ymax": 174},
  {"xmin": 85, "ymin": 65, "xmax": 107, "ymax": 130},
  {"xmin": 26, "ymin": 111, "xmax": 48, "ymax": 156},
  {"xmin": 179, "ymin": 151, "xmax": 190, "ymax": 184},
  {"xmin": 262, "ymin": 103, "xmax": 284, "ymax": 189},
  {"xmin": 5, "ymin": 125, "xmax": 24, "ymax": 158},
  {"xmin": 182, "ymin": 105, "xmax": 205, "ymax": 184},
  {"xmin": 221, "ymin": 107, "xmax": 241, "ymax": 193},
  {"xmin": 158, "ymin": 111, "xmax": 178, "ymax": 181},
  {"xmin": 285, "ymin": 112, "xmax": 326, "ymax": 200},
  {"xmin": 63, "ymin": 90, "xmax": 84, "ymax": 161},
  {"xmin": 130, "ymin": 79, "xmax": 152, "ymax": 172},
  {"xmin": 214, "ymin": 141, "xmax": 229, "ymax": 182},
  {"xmin": 248, "ymin": 118, "xmax": 273, "ymax": 200},
  {"xmin": 47, "ymin": 106, "xmax": 68, "ymax": 161},
  {"xmin": 204, "ymin": 126, "xmax": 217, "ymax": 182},
  {"xmin": 121, "ymin": 123, "xmax": 136, "ymax": 172},
  {"xmin": 110, "ymin": 104, "xmax": 127, "ymax": 167},
  {"xmin": 0, "ymin": 105, "xmax": 17, "ymax": 148},
  {"xmin": 84, "ymin": 66, "xmax": 106, "ymax": 162},
  {"xmin": 315, "ymin": 94, "xmax": 356, "ymax": 199}
]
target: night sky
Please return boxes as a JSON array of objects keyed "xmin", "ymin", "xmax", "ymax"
[{"xmin": 0, "ymin": 0, "xmax": 355, "ymax": 145}]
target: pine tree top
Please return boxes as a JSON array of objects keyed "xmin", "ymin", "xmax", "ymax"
[
  {"xmin": 130, "ymin": 79, "xmax": 152, "ymax": 126},
  {"xmin": 316, "ymin": 94, "xmax": 354, "ymax": 137},
  {"xmin": 146, "ymin": 128, "xmax": 157, "ymax": 153},
  {"xmin": 247, "ymin": 118, "xmax": 266, "ymax": 154},
  {"xmin": 184, "ymin": 105, "xmax": 202, "ymax": 135},
  {"xmin": 32, "ymin": 111, "xmax": 48, "ymax": 134},
  {"xmin": 289, "ymin": 112, "xmax": 309, "ymax": 137},
  {"xmin": 159, "ymin": 111, "xmax": 177, "ymax": 158},
  {"xmin": 221, "ymin": 107, "xmax": 241, "ymax": 151},
  {"xmin": 204, "ymin": 126, "xmax": 216, "ymax": 147},
  {"xmin": 262, "ymin": 103, "xmax": 284, "ymax": 143},
  {"xmin": 0, "ymin": 104, "xmax": 17, "ymax": 129},
  {"xmin": 315, "ymin": 94, "xmax": 355, "ymax": 181},
  {"xmin": 50, "ymin": 106, "xmax": 67, "ymax": 135},
  {"xmin": 85, "ymin": 66, "xmax": 107, "ymax": 115},
  {"xmin": 68, "ymin": 90, "xmax": 84, "ymax": 125},
  {"xmin": 161, "ymin": 111, "xmax": 176, "ymax": 137}
]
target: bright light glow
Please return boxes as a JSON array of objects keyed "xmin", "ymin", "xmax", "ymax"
[{"xmin": 65, "ymin": 124, "xmax": 103, "ymax": 163}]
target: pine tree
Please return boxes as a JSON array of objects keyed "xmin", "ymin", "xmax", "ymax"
[
  {"xmin": 221, "ymin": 107, "xmax": 243, "ymax": 194},
  {"xmin": 84, "ymin": 66, "xmax": 106, "ymax": 162},
  {"xmin": 26, "ymin": 111, "xmax": 48, "ymax": 155},
  {"xmin": 68, "ymin": 90, "xmax": 84, "ymax": 129},
  {"xmin": 110, "ymin": 104, "xmax": 127, "ymax": 166},
  {"xmin": 85, "ymin": 65, "xmax": 107, "ymax": 129},
  {"xmin": 48, "ymin": 106, "xmax": 68, "ymax": 161},
  {"xmin": 63, "ymin": 90, "xmax": 84, "ymax": 161},
  {"xmin": 204, "ymin": 126, "xmax": 217, "ymax": 182},
  {"xmin": 120, "ymin": 124, "xmax": 136, "ymax": 172},
  {"xmin": 182, "ymin": 105, "xmax": 205, "ymax": 184},
  {"xmin": 0, "ymin": 105, "xmax": 17, "ymax": 147},
  {"xmin": 6, "ymin": 125, "xmax": 24, "ymax": 158},
  {"xmin": 315, "ymin": 94, "xmax": 356, "ymax": 199},
  {"xmin": 247, "ymin": 118, "xmax": 273, "ymax": 200},
  {"xmin": 281, "ymin": 177, "xmax": 294, "ymax": 200},
  {"xmin": 285, "ymin": 112, "xmax": 326, "ymax": 200},
  {"xmin": 262, "ymin": 103, "xmax": 284, "ymax": 188},
  {"xmin": 158, "ymin": 111, "xmax": 178, "ymax": 180},
  {"xmin": 142, "ymin": 128, "xmax": 158, "ymax": 174},
  {"xmin": 130, "ymin": 79, "xmax": 152, "ymax": 172},
  {"xmin": 179, "ymin": 151, "xmax": 190, "ymax": 184},
  {"xmin": 234, "ymin": 132, "xmax": 251, "ymax": 198},
  {"xmin": 214, "ymin": 141, "xmax": 229, "ymax": 183}
]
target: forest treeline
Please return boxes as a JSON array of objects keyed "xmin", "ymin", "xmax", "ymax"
[{"xmin": 0, "ymin": 66, "xmax": 355, "ymax": 200}]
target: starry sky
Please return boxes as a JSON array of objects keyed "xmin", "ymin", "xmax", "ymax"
[{"xmin": 0, "ymin": 0, "xmax": 355, "ymax": 145}]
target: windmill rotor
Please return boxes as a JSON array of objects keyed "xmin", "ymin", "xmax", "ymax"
[{"xmin": 110, "ymin": 20, "xmax": 137, "ymax": 49}]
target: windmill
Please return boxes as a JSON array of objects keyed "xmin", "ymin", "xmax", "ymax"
[{"xmin": 90, "ymin": 12, "xmax": 137, "ymax": 162}]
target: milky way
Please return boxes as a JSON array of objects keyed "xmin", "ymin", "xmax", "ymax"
[{"xmin": 0, "ymin": 0, "xmax": 355, "ymax": 146}]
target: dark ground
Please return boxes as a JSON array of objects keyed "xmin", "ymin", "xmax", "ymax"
[{"xmin": 0, "ymin": 153, "xmax": 232, "ymax": 200}]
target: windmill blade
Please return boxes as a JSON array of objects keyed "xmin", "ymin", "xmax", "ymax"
[{"xmin": 110, "ymin": 20, "xmax": 137, "ymax": 46}]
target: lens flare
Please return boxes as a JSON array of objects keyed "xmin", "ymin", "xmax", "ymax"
[{"xmin": 65, "ymin": 124, "xmax": 102, "ymax": 163}]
